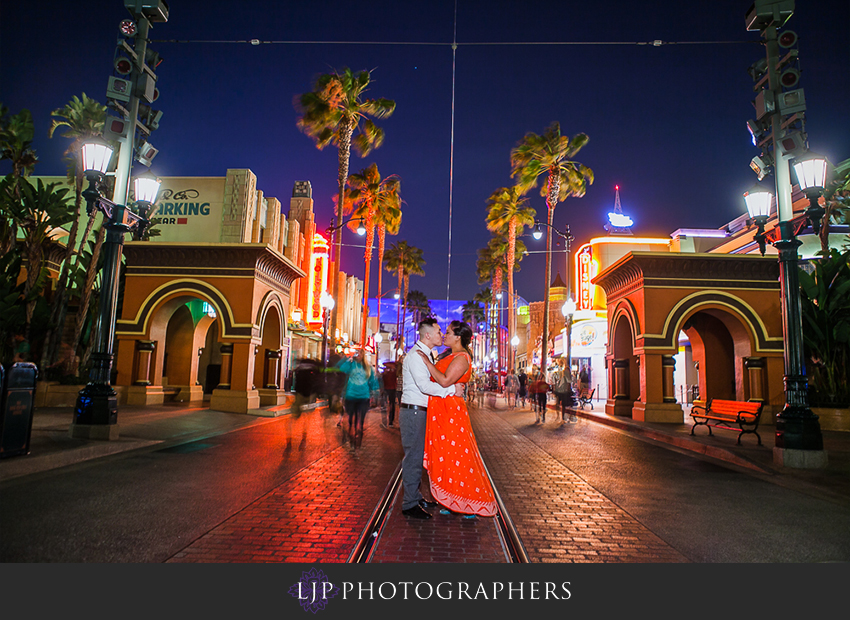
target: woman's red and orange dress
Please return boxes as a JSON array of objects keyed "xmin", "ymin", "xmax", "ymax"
[{"xmin": 423, "ymin": 352, "xmax": 497, "ymax": 517}]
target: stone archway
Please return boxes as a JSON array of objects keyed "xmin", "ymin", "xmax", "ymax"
[
  {"xmin": 594, "ymin": 252, "xmax": 785, "ymax": 424},
  {"xmin": 608, "ymin": 309, "xmax": 640, "ymax": 417}
]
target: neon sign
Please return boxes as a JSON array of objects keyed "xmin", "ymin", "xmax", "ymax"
[
  {"xmin": 576, "ymin": 244, "xmax": 598, "ymax": 311},
  {"xmin": 307, "ymin": 233, "xmax": 329, "ymax": 325}
]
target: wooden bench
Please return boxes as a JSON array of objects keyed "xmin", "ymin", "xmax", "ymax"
[
  {"xmin": 690, "ymin": 399, "xmax": 763, "ymax": 445},
  {"xmin": 578, "ymin": 388, "xmax": 595, "ymax": 410}
]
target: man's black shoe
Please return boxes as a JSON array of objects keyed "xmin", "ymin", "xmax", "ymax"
[
  {"xmin": 402, "ymin": 505, "xmax": 433, "ymax": 519},
  {"xmin": 418, "ymin": 499, "xmax": 439, "ymax": 509}
]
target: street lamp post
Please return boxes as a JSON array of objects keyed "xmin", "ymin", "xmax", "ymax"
[
  {"xmin": 532, "ymin": 221, "xmax": 574, "ymax": 378},
  {"xmin": 510, "ymin": 334, "xmax": 520, "ymax": 372},
  {"xmin": 71, "ymin": 138, "xmax": 160, "ymax": 440},
  {"xmin": 373, "ymin": 332, "xmax": 383, "ymax": 371},
  {"xmin": 320, "ymin": 291, "xmax": 335, "ymax": 369},
  {"xmin": 745, "ymin": 0, "xmax": 825, "ymax": 467},
  {"xmin": 561, "ymin": 297, "xmax": 576, "ymax": 381}
]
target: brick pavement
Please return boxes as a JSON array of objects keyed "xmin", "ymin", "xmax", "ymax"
[
  {"xmin": 166, "ymin": 417, "xmax": 404, "ymax": 563},
  {"xmin": 470, "ymin": 404, "xmax": 689, "ymax": 563},
  {"xmin": 166, "ymin": 401, "xmax": 688, "ymax": 563}
]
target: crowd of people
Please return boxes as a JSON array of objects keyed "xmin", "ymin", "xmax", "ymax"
[{"xmin": 287, "ymin": 319, "xmax": 589, "ymax": 522}]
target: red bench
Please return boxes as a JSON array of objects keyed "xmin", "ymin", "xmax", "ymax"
[{"xmin": 690, "ymin": 399, "xmax": 763, "ymax": 445}]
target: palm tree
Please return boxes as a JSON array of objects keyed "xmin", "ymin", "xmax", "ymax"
[
  {"xmin": 406, "ymin": 290, "xmax": 433, "ymax": 330},
  {"xmin": 383, "ymin": 241, "xmax": 424, "ymax": 351},
  {"xmin": 486, "ymin": 185, "xmax": 536, "ymax": 368},
  {"xmin": 42, "ymin": 93, "xmax": 106, "ymax": 369},
  {"xmin": 473, "ymin": 287, "xmax": 493, "ymax": 360},
  {"xmin": 510, "ymin": 122, "xmax": 593, "ymax": 377},
  {"xmin": 461, "ymin": 300, "xmax": 485, "ymax": 326},
  {"xmin": 344, "ymin": 163, "xmax": 401, "ymax": 347},
  {"xmin": 295, "ymin": 68, "xmax": 395, "ymax": 342},
  {"xmin": 372, "ymin": 176, "xmax": 402, "ymax": 342}
]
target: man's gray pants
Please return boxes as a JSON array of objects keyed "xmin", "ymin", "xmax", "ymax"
[{"xmin": 400, "ymin": 405, "xmax": 427, "ymax": 510}]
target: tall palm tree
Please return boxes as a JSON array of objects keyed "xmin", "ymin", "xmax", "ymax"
[
  {"xmin": 42, "ymin": 93, "xmax": 106, "ymax": 369},
  {"xmin": 472, "ymin": 287, "xmax": 494, "ymax": 361},
  {"xmin": 295, "ymin": 68, "xmax": 395, "ymax": 342},
  {"xmin": 462, "ymin": 300, "xmax": 485, "ymax": 327},
  {"xmin": 384, "ymin": 241, "xmax": 424, "ymax": 351},
  {"xmin": 406, "ymin": 289, "xmax": 432, "ymax": 329},
  {"xmin": 344, "ymin": 163, "xmax": 401, "ymax": 347},
  {"xmin": 485, "ymin": 185, "xmax": 536, "ymax": 369},
  {"xmin": 372, "ymin": 177, "xmax": 402, "ymax": 341},
  {"xmin": 510, "ymin": 122, "xmax": 593, "ymax": 377},
  {"xmin": 478, "ymin": 235, "xmax": 527, "ymax": 374}
]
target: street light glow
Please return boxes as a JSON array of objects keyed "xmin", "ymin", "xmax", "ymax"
[{"xmin": 81, "ymin": 138, "xmax": 114, "ymax": 175}]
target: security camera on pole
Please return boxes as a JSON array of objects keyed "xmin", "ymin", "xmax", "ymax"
[{"xmin": 745, "ymin": 0, "xmax": 826, "ymax": 468}]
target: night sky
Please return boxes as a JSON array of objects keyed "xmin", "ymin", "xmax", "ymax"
[{"xmin": 3, "ymin": 0, "xmax": 848, "ymax": 305}]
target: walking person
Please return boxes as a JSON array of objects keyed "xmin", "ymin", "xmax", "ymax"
[
  {"xmin": 417, "ymin": 320, "xmax": 497, "ymax": 518},
  {"xmin": 504, "ymin": 370, "xmax": 519, "ymax": 409},
  {"xmin": 517, "ymin": 368, "xmax": 528, "ymax": 408},
  {"xmin": 579, "ymin": 365, "xmax": 590, "ymax": 399},
  {"xmin": 337, "ymin": 349, "xmax": 380, "ymax": 452},
  {"xmin": 533, "ymin": 367, "xmax": 549, "ymax": 423},
  {"xmin": 399, "ymin": 318, "xmax": 464, "ymax": 519},
  {"xmin": 381, "ymin": 362, "xmax": 398, "ymax": 428},
  {"xmin": 553, "ymin": 362, "xmax": 577, "ymax": 423}
]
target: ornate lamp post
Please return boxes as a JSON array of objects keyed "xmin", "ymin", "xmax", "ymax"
[
  {"xmin": 561, "ymin": 297, "xmax": 576, "ymax": 380},
  {"xmin": 532, "ymin": 221, "xmax": 574, "ymax": 378},
  {"xmin": 511, "ymin": 334, "xmax": 520, "ymax": 372},
  {"xmin": 72, "ymin": 138, "xmax": 160, "ymax": 440},
  {"xmin": 320, "ymin": 291, "xmax": 335, "ymax": 368},
  {"xmin": 744, "ymin": 0, "xmax": 826, "ymax": 467}
]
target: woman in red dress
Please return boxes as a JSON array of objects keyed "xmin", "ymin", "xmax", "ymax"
[{"xmin": 416, "ymin": 320, "xmax": 497, "ymax": 518}]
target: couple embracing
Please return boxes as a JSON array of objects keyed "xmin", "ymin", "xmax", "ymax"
[{"xmin": 399, "ymin": 317, "xmax": 497, "ymax": 520}]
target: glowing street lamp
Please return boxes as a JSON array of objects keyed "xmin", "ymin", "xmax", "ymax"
[
  {"xmin": 73, "ymin": 139, "xmax": 160, "ymax": 439},
  {"xmin": 743, "ymin": 183, "xmax": 773, "ymax": 255},
  {"xmin": 792, "ymin": 151, "xmax": 828, "ymax": 235}
]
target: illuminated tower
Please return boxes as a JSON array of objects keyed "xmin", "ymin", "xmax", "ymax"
[{"xmin": 603, "ymin": 185, "xmax": 634, "ymax": 235}]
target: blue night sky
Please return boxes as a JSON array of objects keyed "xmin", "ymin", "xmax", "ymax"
[{"xmin": 3, "ymin": 0, "xmax": 848, "ymax": 304}]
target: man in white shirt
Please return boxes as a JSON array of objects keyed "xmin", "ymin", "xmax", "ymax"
[{"xmin": 399, "ymin": 317, "xmax": 463, "ymax": 519}]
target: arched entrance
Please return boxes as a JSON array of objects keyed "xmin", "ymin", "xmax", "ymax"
[
  {"xmin": 608, "ymin": 310, "xmax": 640, "ymax": 417},
  {"xmin": 594, "ymin": 253, "xmax": 785, "ymax": 424}
]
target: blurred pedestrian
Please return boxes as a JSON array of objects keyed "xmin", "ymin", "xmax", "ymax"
[
  {"xmin": 517, "ymin": 368, "xmax": 528, "ymax": 408},
  {"xmin": 292, "ymin": 358, "xmax": 318, "ymax": 417},
  {"xmin": 552, "ymin": 362, "xmax": 576, "ymax": 423},
  {"xmin": 504, "ymin": 370, "xmax": 519, "ymax": 409},
  {"xmin": 382, "ymin": 362, "xmax": 398, "ymax": 428},
  {"xmin": 532, "ymin": 367, "xmax": 549, "ymax": 423},
  {"xmin": 337, "ymin": 349, "xmax": 380, "ymax": 451}
]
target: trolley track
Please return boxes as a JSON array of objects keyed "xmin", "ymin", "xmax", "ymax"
[{"xmin": 348, "ymin": 459, "xmax": 528, "ymax": 563}]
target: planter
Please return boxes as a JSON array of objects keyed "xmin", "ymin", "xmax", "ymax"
[{"xmin": 811, "ymin": 407, "xmax": 850, "ymax": 432}]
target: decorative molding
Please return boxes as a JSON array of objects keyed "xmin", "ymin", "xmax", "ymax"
[{"xmin": 594, "ymin": 252, "xmax": 780, "ymax": 302}]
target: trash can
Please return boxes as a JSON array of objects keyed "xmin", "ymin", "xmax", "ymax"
[{"xmin": 0, "ymin": 362, "xmax": 38, "ymax": 458}]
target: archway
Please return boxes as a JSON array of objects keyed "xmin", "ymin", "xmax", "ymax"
[
  {"xmin": 681, "ymin": 307, "xmax": 756, "ymax": 404},
  {"xmin": 608, "ymin": 313, "xmax": 640, "ymax": 417}
]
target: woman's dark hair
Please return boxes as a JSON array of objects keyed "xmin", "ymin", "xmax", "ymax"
[{"xmin": 449, "ymin": 320, "xmax": 474, "ymax": 358}]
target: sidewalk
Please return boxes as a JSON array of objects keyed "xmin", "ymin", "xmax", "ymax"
[
  {"xmin": 0, "ymin": 401, "xmax": 290, "ymax": 482},
  {"xmin": 3, "ymin": 397, "xmax": 849, "ymax": 501}
]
